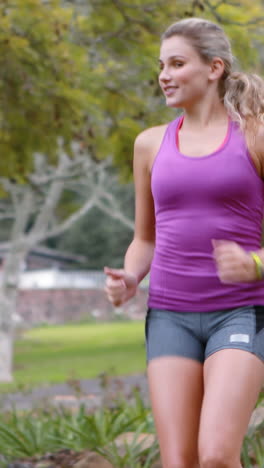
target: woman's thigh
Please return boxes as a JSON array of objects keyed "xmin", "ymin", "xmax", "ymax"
[
  {"xmin": 145, "ymin": 309, "xmax": 205, "ymax": 465},
  {"xmin": 148, "ymin": 356, "xmax": 203, "ymax": 468},
  {"xmin": 198, "ymin": 349, "xmax": 264, "ymax": 465}
]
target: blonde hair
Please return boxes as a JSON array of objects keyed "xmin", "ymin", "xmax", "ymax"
[{"xmin": 162, "ymin": 18, "xmax": 264, "ymax": 157}]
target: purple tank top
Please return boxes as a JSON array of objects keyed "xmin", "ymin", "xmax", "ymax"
[{"xmin": 148, "ymin": 115, "xmax": 264, "ymax": 312}]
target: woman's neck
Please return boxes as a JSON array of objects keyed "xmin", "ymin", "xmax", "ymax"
[{"xmin": 181, "ymin": 99, "xmax": 227, "ymax": 130}]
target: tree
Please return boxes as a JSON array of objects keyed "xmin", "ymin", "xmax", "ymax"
[
  {"xmin": 0, "ymin": 146, "xmax": 134, "ymax": 381},
  {"xmin": 0, "ymin": 0, "xmax": 264, "ymax": 381},
  {"xmin": 0, "ymin": 0, "xmax": 93, "ymax": 381}
]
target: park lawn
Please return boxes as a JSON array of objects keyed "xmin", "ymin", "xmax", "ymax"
[{"xmin": 0, "ymin": 321, "xmax": 146, "ymax": 393}]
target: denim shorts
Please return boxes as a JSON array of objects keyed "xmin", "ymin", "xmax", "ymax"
[{"xmin": 145, "ymin": 306, "xmax": 264, "ymax": 364}]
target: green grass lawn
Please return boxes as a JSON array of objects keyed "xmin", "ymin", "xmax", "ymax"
[{"xmin": 0, "ymin": 320, "xmax": 146, "ymax": 393}]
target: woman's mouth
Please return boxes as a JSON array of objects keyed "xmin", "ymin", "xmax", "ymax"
[{"xmin": 164, "ymin": 86, "xmax": 179, "ymax": 96}]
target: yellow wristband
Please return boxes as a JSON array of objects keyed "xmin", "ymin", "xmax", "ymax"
[{"xmin": 250, "ymin": 252, "xmax": 264, "ymax": 281}]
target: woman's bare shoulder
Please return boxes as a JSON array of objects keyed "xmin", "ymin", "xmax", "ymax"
[
  {"xmin": 134, "ymin": 124, "xmax": 168, "ymax": 150},
  {"xmin": 133, "ymin": 124, "xmax": 169, "ymax": 171}
]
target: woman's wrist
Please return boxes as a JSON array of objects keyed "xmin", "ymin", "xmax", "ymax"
[
  {"xmin": 250, "ymin": 251, "xmax": 264, "ymax": 280},
  {"xmin": 125, "ymin": 271, "xmax": 140, "ymax": 287}
]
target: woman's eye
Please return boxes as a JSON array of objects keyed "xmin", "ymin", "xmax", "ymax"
[{"xmin": 158, "ymin": 61, "xmax": 184, "ymax": 71}]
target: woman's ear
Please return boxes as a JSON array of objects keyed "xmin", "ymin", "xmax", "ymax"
[{"xmin": 208, "ymin": 57, "xmax": 225, "ymax": 82}]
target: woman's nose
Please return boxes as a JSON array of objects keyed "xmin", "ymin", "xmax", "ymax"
[{"xmin": 159, "ymin": 68, "xmax": 171, "ymax": 82}]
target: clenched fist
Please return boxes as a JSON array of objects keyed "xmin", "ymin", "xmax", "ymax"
[
  {"xmin": 212, "ymin": 240, "xmax": 258, "ymax": 283},
  {"xmin": 104, "ymin": 267, "xmax": 138, "ymax": 306}
]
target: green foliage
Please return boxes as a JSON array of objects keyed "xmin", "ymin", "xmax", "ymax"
[
  {"xmin": 96, "ymin": 422, "xmax": 160, "ymax": 468},
  {"xmin": 0, "ymin": 396, "xmax": 156, "ymax": 461},
  {"xmin": 0, "ymin": 411, "xmax": 54, "ymax": 458},
  {"xmin": 241, "ymin": 419, "xmax": 264, "ymax": 467},
  {"xmin": 0, "ymin": 0, "xmax": 90, "ymax": 178}
]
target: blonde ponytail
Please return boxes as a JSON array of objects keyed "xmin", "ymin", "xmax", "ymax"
[{"xmin": 224, "ymin": 72, "xmax": 264, "ymax": 156}]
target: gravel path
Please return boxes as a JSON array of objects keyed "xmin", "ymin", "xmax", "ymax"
[{"xmin": 0, "ymin": 373, "xmax": 149, "ymax": 412}]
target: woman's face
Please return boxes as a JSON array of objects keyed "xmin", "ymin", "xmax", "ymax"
[{"xmin": 159, "ymin": 35, "xmax": 214, "ymax": 109}]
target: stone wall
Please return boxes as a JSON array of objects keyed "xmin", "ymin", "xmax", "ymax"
[{"xmin": 17, "ymin": 288, "xmax": 148, "ymax": 325}]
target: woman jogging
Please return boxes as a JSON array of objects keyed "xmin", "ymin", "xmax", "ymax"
[{"xmin": 104, "ymin": 18, "xmax": 264, "ymax": 468}]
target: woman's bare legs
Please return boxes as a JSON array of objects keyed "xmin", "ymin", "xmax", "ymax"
[
  {"xmin": 147, "ymin": 356, "xmax": 203, "ymax": 468},
  {"xmin": 147, "ymin": 350, "xmax": 263, "ymax": 468},
  {"xmin": 198, "ymin": 349, "xmax": 264, "ymax": 468}
]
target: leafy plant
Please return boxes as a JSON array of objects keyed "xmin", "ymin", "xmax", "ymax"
[
  {"xmin": 242, "ymin": 419, "xmax": 264, "ymax": 468},
  {"xmin": 0, "ymin": 387, "xmax": 263, "ymax": 467},
  {"xmin": 0, "ymin": 391, "xmax": 155, "ymax": 459},
  {"xmin": 95, "ymin": 422, "xmax": 160, "ymax": 468}
]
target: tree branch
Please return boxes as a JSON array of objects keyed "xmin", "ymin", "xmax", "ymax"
[
  {"xmin": 9, "ymin": 189, "xmax": 35, "ymax": 241},
  {"xmin": 34, "ymin": 193, "xmax": 98, "ymax": 243},
  {"xmin": 95, "ymin": 195, "xmax": 134, "ymax": 231},
  {"xmin": 204, "ymin": 0, "xmax": 264, "ymax": 25}
]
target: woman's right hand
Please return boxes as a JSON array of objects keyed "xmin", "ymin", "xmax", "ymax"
[{"xmin": 104, "ymin": 267, "xmax": 138, "ymax": 306}]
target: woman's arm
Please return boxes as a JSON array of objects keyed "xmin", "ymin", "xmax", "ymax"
[
  {"xmin": 213, "ymin": 125, "xmax": 264, "ymax": 283},
  {"xmin": 123, "ymin": 129, "xmax": 156, "ymax": 282},
  {"xmin": 105, "ymin": 125, "xmax": 166, "ymax": 305}
]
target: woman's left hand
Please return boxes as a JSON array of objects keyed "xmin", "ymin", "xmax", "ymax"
[{"xmin": 212, "ymin": 240, "xmax": 257, "ymax": 283}]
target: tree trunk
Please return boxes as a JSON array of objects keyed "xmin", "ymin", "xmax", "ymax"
[
  {"xmin": 0, "ymin": 331, "xmax": 13, "ymax": 382},
  {"xmin": 0, "ymin": 296, "xmax": 14, "ymax": 382},
  {"xmin": 0, "ymin": 241, "xmax": 30, "ymax": 382}
]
